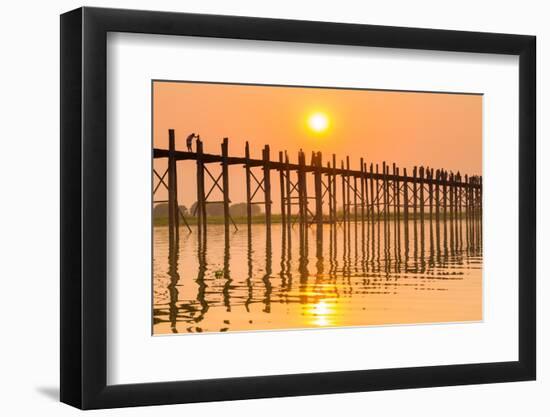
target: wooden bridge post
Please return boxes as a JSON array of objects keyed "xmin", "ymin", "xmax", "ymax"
[
  {"xmin": 341, "ymin": 160, "xmax": 347, "ymax": 236},
  {"xmin": 333, "ymin": 161, "xmax": 338, "ymax": 228},
  {"xmin": 436, "ymin": 169, "xmax": 443, "ymax": 253},
  {"xmin": 375, "ymin": 164, "xmax": 380, "ymax": 221},
  {"xmin": 472, "ymin": 177, "xmax": 476, "ymax": 239},
  {"xmin": 442, "ymin": 170, "xmax": 448, "ymax": 224},
  {"xmin": 475, "ymin": 176, "xmax": 480, "ymax": 245},
  {"xmin": 460, "ymin": 171, "xmax": 462, "ymax": 249},
  {"xmin": 442, "ymin": 170, "xmax": 449, "ymax": 249},
  {"xmin": 346, "ymin": 156, "xmax": 352, "ymax": 233},
  {"xmin": 363, "ymin": 162, "xmax": 369, "ymax": 222},
  {"xmin": 245, "ymin": 142, "xmax": 252, "ymax": 234},
  {"xmin": 360, "ymin": 159, "xmax": 366, "ymax": 232},
  {"xmin": 449, "ymin": 171, "xmax": 455, "ymax": 248},
  {"xmin": 354, "ymin": 172, "xmax": 358, "ymax": 225},
  {"xmin": 465, "ymin": 175, "xmax": 469, "ymax": 247},
  {"xmin": 412, "ymin": 166, "xmax": 418, "ymax": 221},
  {"xmin": 263, "ymin": 145, "xmax": 272, "ymax": 240},
  {"xmin": 456, "ymin": 172, "xmax": 462, "ymax": 247},
  {"xmin": 331, "ymin": 154, "xmax": 337, "ymax": 226},
  {"xmin": 472, "ymin": 176, "xmax": 476, "ymax": 218},
  {"xmin": 403, "ymin": 167, "xmax": 409, "ymax": 238},
  {"xmin": 369, "ymin": 163, "xmax": 375, "ymax": 242},
  {"xmin": 435, "ymin": 169, "xmax": 440, "ymax": 224},
  {"xmin": 314, "ymin": 152, "xmax": 324, "ymax": 244},
  {"xmin": 474, "ymin": 176, "xmax": 478, "ymax": 215},
  {"xmin": 464, "ymin": 174, "xmax": 469, "ymax": 247},
  {"xmin": 221, "ymin": 137, "xmax": 230, "ymax": 238},
  {"xmin": 450, "ymin": 172, "xmax": 454, "ymax": 214},
  {"xmin": 419, "ymin": 167, "xmax": 425, "ymax": 225},
  {"xmin": 363, "ymin": 162, "xmax": 370, "ymax": 244},
  {"xmin": 174, "ymin": 163, "xmax": 180, "ymax": 244},
  {"xmin": 470, "ymin": 176, "xmax": 475, "ymax": 245},
  {"xmin": 392, "ymin": 162, "xmax": 398, "ymax": 216},
  {"xmin": 369, "ymin": 162, "xmax": 378, "ymax": 224},
  {"xmin": 428, "ymin": 168, "xmax": 434, "ymax": 222},
  {"xmin": 195, "ymin": 137, "xmax": 207, "ymax": 239},
  {"xmin": 395, "ymin": 165, "xmax": 401, "ymax": 251},
  {"xmin": 391, "ymin": 163, "xmax": 397, "ymax": 260},
  {"xmin": 382, "ymin": 161, "xmax": 390, "ymax": 225},
  {"xmin": 298, "ymin": 151, "xmax": 306, "ymax": 232},
  {"xmin": 353, "ymin": 166, "xmax": 359, "ymax": 256},
  {"xmin": 395, "ymin": 166, "xmax": 401, "ymax": 221},
  {"xmin": 428, "ymin": 168, "xmax": 434, "ymax": 250},
  {"xmin": 327, "ymin": 161, "xmax": 333, "ymax": 226},
  {"xmin": 457, "ymin": 172, "xmax": 461, "ymax": 245},
  {"xmin": 279, "ymin": 151, "xmax": 286, "ymax": 228},
  {"xmin": 392, "ymin": 163, "xmax": 397, "ymax": 224},
  {"xmin": 474, "ymin": 176, "xmax": 478, "ymax": 244},
  {"xmin": 284, "ymin": 152, "xmax": 292, "ymax": 235},
  {"xmin": 302, "ymin": 151, "xmax": 309, "ymax": 247},
  {"xmin": 168, "ymin": 129, "xmax": 178, "ymax": 249},
  {"xmin": 450, "ymin": 172, "xmax": 455, "ymax": 224},
  {"xmin": 391, "ymin": 164, "xmax": 397, "ymax": 246},
  {"xmin": 411, "ymin": 166, "xmax": 418, "ymax": 249},
  {"xmin": 384, "ymin": 163, "xmax": 390, "ymax": 250}
]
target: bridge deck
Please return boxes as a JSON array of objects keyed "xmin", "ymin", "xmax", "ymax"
[{"xmin": 153, "ymin": 148, "xmax": 480, "ymax": 188}]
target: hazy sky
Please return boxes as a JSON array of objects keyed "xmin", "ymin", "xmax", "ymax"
[{"xmin": 153, "ymin": 81, "xmax": 482, "ymax": 210}]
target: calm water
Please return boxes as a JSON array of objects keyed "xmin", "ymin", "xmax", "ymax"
[{"xmin": 153, "ymin": 219, "xmax": 482, "ymax": 334}]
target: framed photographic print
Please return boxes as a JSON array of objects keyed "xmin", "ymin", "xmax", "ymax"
[{"xmin": 60, "ymin": 7, "xmax": 536, "ymax": 409}]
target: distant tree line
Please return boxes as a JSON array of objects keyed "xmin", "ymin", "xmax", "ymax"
[{"xmin": 153, "ymin": 202, "xmax": 262, "ymax": 218}]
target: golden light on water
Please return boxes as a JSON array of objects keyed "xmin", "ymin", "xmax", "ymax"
[
  {"xmin": 308, "ymin": 112, "xmax": 329, "ymax": 133},
  {"xmin": 309, "ymin": 300, "xmax": 334, "ymax": 327}
]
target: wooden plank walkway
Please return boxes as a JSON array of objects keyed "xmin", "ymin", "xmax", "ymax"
[{"xmin": 153, "ymin": 147, "xmax": 480, "ymax": 188}]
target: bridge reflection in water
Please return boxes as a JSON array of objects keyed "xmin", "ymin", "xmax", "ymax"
[{"xmin": 153, "ymin": 215, "xmax": 482, "ymax": 334}]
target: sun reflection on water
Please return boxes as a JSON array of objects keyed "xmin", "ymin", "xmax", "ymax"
[{"xmin": 306, "ymin": 300, "xmax": 335, "ymax": 327}]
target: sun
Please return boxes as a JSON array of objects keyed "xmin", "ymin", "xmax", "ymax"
[{"xmin": 308, "ymin": 112, "xmax": 329, "ymax": 133}]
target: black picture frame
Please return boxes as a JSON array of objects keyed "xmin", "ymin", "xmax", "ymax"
[{"xmin": 60, "ymin": 6, "xmax": 536, "ymax": 410}]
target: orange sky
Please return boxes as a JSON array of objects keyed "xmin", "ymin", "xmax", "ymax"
[{"xmin": 153, "ymin": 81, "xmax": 481, "ymax": 210}]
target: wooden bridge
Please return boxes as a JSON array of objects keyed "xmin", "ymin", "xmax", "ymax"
[{"xmin": 153, "ymin": 129, "xmax": 482, "ymax": 250}]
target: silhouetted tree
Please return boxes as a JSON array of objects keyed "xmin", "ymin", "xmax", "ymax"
[
  {"xmin": 190, "ymin": 201, "xmax": 224, "ymax": 216},
  {"xmin": 229, "ymin": 202, "xmax": 262, "ymax": 217},
  {"xmin": 153, "ymin": 203, "xmax": 188, "ymax": 218}
]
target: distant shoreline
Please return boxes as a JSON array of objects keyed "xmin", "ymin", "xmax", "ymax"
[{"xmin": 153, "ymin": 212, "xmax": 478, "ymax": 226}]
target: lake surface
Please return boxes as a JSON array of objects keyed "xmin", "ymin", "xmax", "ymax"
[{"xmin": 153, "ymin": 219, "xmax": 482, "ymax": 334}]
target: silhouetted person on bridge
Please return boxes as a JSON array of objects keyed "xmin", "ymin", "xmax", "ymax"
[{"xmin": 186, "ymin": 133, "xmax": 198, "ymax": 152}]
